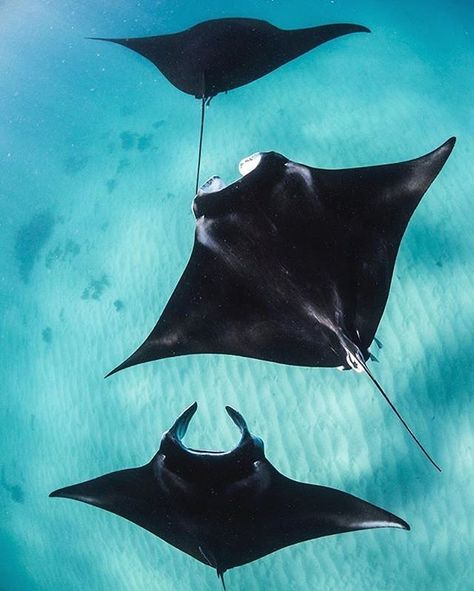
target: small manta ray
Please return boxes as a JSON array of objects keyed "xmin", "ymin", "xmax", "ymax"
[
  {"xmin": 50, "ymin": 403, "xmax": 409, "ymax": 588},
  {"xmin": 106, "ymin": 138, "xmax": 456, "ymax": 471},
  {"xmin": 89, "ymin": 18, "xmax": 370, "ymax": 191}
]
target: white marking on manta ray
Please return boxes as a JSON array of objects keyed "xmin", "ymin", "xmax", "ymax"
[
  {"xmin": 239, "ymin": 152, "xmax": 262, "ymax": 176},
  {"xmin": 285, "ymin": 161, "xmax": 314, "ymax": 189},
  {"xmin": 198, "ymin": 175, "xmax": 227, "ymax": 195},
  {"xmin": 196, "ymin": 217, "xmax": 223, "ymax": 254},
  {"xmin": 357, "ymin": 519, "xmax": 407, "ymax": 530},
  {"xmin": 345, "ymin": 350, "xmax": 364, "ymax": 373}
]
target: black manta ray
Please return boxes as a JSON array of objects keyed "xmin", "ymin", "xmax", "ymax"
[
  {"xmin": 90, "ymin": 18, "xmax": 370, "ymax": 191},
  {"xmin": 106, "ymin": 138, "xmax": 456, "ymax": 470},
  {"xmin": 50, "ymin": 403, "xmax": 409, "ymax": 588}
]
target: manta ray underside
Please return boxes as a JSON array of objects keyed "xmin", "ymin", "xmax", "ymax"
[
  {"xmin": 107, "ymin": 138, "xmax": 455, "ymax": 470},
  {"xmin": 51, "ymin": 403, "xmax": 409, "ymax": 587},
  {"xmin": 91, "ymin": 17, "xmax": 370, "ymax": 191}
]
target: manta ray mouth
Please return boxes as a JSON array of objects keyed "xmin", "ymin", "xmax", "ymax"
[
  {"xmin": 196, "ymin": 152, "xmax": 263, "ymax": 195},
  {"xmin": 168, "ymin": 403, "xmax": 257, "ymax": 457},
  {"xmin": 193, "ymin": 152, "xmax": 265, "ymax": 217}
]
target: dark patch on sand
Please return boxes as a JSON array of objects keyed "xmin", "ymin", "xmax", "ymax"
[
  {"xmin": 117, "ymin": 158, "xmax": 130, "ymax": 174},
  {"xmin": 15, "ymin": 211, "xmax": 56, "ymax": 282},
  {"xmin": 120, "ymin": 131, "xmax": 136, "ymax": 151},
  {"xmin": 1, "ymin": 468, "xmax": 25, "ymax": 504},
  {"xmin": 42, "ymin": 326, "xmax": 52, "ymax": 344},
  {"xmin": 137, "ymin": 134, "xmax": 153, "ymax": 152},
  {"xmin": 81, "ymin": 275, "xmax": 110, "ymax": 300},
  {"xmin": 113, "ymin": 299, "xmax": 125, "ymax": 312},
  {"xmin": 45, "ymin": 239, "xmax": 81, "ymax": 269},
  {"xmin": 121, "ymin": 105, "xmax": 135, "ymax": 117},
  {"xmin": 106, "ymin": 179, "xmax": 117, "ymax": 193},
  {"xmin": 64, "ymin": 155, "xmax": 89, "ymax": 176}
]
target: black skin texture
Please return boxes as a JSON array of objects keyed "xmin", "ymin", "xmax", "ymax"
[
  {"xmin": 108, "ymin": 138, "xmax": 455, "ymax": 376},
  {"xmin": 92, "ymin": 18, "xmax": 370, "ymax": 99},
  {"xmin": 50, "ymin": 403, "xmax": 409, "ymax": 583}
]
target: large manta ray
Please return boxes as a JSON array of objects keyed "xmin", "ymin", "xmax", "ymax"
[
  {"xmin": 50, "ymin": 403, "xmax": 409, "ymax": 588},
  {"xmin": 90, "ymin": 18, "xmax": 370, "ymax": 191},
  {"xmin": 107, "ymin": 137, "xmax": 456, "ymax": 470}
]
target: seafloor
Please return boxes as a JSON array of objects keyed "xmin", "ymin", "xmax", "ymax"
[{"xmin": 0, "ymin": 1, "xmax": 472, "ymax": 590}]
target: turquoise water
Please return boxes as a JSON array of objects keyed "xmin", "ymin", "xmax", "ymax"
[{"xmin": 1, "ymin": 1, "xmax": 473, "ymax": 589}]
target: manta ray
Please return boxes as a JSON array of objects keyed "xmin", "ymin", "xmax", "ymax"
[
  {"xmin": 50, "ymin": 403, "xmax": 409, "ymax": 588},
  {"xmin": 90, "ymin": 18, "xmax": 370, "ymax": 191},
  {"xmin": 106, "ymin": 138, "xmax": 456, "ymax": 471}
]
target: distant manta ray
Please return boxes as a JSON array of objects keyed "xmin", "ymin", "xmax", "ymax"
[
  {"xmin": 89, "ymin": 18, "xmax": 370, "ymax": 191},
  {"xmin": 51, "ymin": 403, "xmax": 409, "ymax": 589},
  {"xmin": 106, "ymin": 138, "xmax": 456, "ymax": 471}
]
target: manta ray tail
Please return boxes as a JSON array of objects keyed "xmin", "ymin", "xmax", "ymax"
[
  {"xmin": 217, "ymin": 571, "xmax": 227, "ymax": 591},
  {"xmin": 199, "ymin": 545, "xmax": 227, "ymax": 589},
  {"xmin": 195, "ymin": 96, "xmax": 207, "ymax": 194},
  {"xmin": 343, "ymin": 338, "xmax": 441, "ymax": 472}
]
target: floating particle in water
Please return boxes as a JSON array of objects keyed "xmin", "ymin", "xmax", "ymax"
[
  {"xmin": 42, "ymin": 326, "xmax": 52, "ymax": 344},
  {"xmin": 15, "ymin": 211, "xmax": 56, "ymax": 283},
  {"xmin": 153, "ymin": 119, "xmax": 166, "ymax": 129},
  {"xmin": 81, "ymin": 275, "xmax": 110, "ymax": 301}
]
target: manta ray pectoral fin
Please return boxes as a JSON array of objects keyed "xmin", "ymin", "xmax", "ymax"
[
  {"xmin": 320, "ymin": 486, "xmax": 410, "ymax": 533},
  {"xmin": 49, "ymin": 464, "xmax": 156, "ymax": 519},
  {"xmin": 50, "ymin": 474, "xmax": 113, "ymax": 506},
  {"xmin": 298, "ymin": 23, "xmax": 371, "ymax": 46},
  {"xmin": 105, "ymin": 340, "xmax": 159, "ymax": 378},
  {"xmin": 341, "ymin": 335, "xmax": 441, "ymax": 472}
]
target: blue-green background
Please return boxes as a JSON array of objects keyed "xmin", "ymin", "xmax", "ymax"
[{"xmin": 0, "ymin": 1, "xmax": 472, "ymax": 589}]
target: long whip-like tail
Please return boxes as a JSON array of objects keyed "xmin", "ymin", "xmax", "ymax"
[
  {"xmin": 195, "ymin": 96, "xmax": 206, "ymax": 194},
  {"xmin": 360, "ymin": 357, "xmax": 441, "ymax": 472}
]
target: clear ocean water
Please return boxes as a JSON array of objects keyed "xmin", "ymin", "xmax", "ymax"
[{"xmin": 1, "ymin": 1, "xmax": 473, "ymax": 589}]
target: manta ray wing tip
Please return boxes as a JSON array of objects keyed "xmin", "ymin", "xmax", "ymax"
[
  {"xmin": 444, "ymin": 136, "xmax": 457, "ymax": 152},
  {"xmin": 400, "ymin": 519, "xmax": 411, "ymax": 531},
  {"xmin": 104, "ymin": 364, "xmax": 123, "ymax": 379},
  {"xmin": 49, "ymin": 487, "xmax": 67, "ymax": 499}
]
